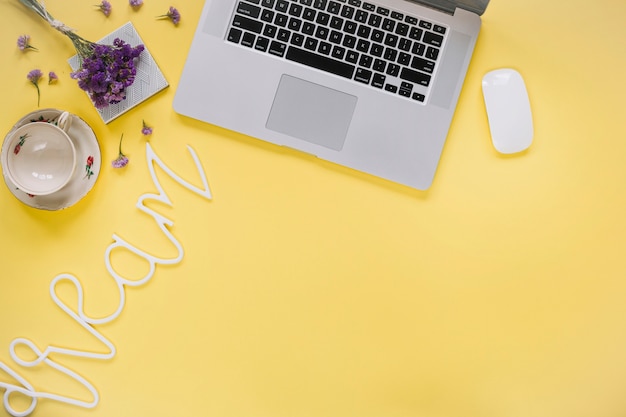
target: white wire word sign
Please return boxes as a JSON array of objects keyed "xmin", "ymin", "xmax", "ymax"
[{"xmin": 0, "ymin": 143, "xmax": 212, "ymax": 417}]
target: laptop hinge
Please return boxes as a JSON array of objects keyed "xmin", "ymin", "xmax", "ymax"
[{"xmin": 412, "ymin": 0, "xmax": 489, "ymax": 16}]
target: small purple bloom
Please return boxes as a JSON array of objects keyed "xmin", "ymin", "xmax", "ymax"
[
  {"xmin": 112, "ymin": 134, "xmax": 129, "ymax": 168},
  {"xmin": 48, "ymin": 71, "xmax": 59, "ymax": 84},
  {"xmin": 157, "ymin": 6, "xmax": 180, "ymax": 25},
  {"xmin": 17, "ymin": 35, "xmax": 37, "ymax": 51},
  {"xmin": 129, "ymin": 0, "xmax": 143, "ymax": 7},
  {"xmin": 112, "ymin": 155, "xmax": 129, "ymax": 168},
  {"xmin": 141, "ymin": 120, "xmax": 153, "ymax": 136},
  {"xmin": 27, "ymin": 69, "xmax": 43, "ymax": 106},
  {"xmin": 97, "ymin": 0, "xmax": 112, "ymax": 16}
]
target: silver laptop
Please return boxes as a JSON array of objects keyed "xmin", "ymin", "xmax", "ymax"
[{"xmin": 174, "ymin": 0, "xmax": 489, "ymax": 190}]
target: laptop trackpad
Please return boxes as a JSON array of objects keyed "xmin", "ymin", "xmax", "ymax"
[{"xmin": 266, "ymin": 75, "xmax": 357, "ymax": 151}]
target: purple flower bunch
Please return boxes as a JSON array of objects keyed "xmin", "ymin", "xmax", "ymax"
[{"xmin": 70, "ymin": 38, "xmax": 144, "ymax": 109}]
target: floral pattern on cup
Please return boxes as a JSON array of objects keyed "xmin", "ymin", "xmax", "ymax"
[
  {"xmin": 85, "ymin": 156, "xmax": 95, "ymax": 179},
  {"xmin": 13, "ymin": 134, "xmax": 29, "ymax": 155}
]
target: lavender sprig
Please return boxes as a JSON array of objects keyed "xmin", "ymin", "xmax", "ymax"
[
  {"xmin": 17, "ymin": 35, "xmax": 37, "ymax": 51},
  {"xmin": 141, "ymin": 120, "xmax": 153, "ymax": 136},
  {"xmin": 157, "ymin": 6, "xmax": 180, "ymax": 25},
  {"xmin": 48, "ymin": 71, "xmax": 58, "ymax": 84},
  {"xmin": 27, "ymin": 69, "xmax": 43, "ymax": 106},
  {"xmin": 112, "ymin": 134, "xmax": 129, "ymax": 168},
  {"xmin": 96, "ymin": 0, "xmax": 112, "ymax": 17}
]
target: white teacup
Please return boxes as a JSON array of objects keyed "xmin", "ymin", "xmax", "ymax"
[{"xmin": 2, "ymin": 112, "xmax": 76, "ymax": 196}]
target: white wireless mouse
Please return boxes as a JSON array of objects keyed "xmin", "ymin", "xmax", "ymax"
[{"xmin": 482, "ymin": 69, "xmax": 533, "ymax": 154}]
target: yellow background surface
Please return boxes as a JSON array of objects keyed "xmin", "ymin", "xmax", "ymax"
[{"xmin": 2, "ymin": 0, "xmax": 626, "ymax": 416}]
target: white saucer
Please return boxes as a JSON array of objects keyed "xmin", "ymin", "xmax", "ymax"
[{"xmin": 1, "ymin": 109, "xmax": 101, "ymax": 210}]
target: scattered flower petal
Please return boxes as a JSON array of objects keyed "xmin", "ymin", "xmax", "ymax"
[
  {"xmin": 141, "ymin": 120, "xmax": 153, "ymax": 136},
  {"xmin": 96, "ymin": 0, "xmax": 112, "ymax": 16},
  {"xmin": 17, "ymin": 35, "xmax": 37, "ymax": 51},
  {"xmin": 27, "ymin": 69, "xmax": 43, "ymax": 106},
  {"xmin": 129, "ymin": 0, "xmax": 143, "ymax": 8},
  {"xmin": 157, "ymin": 6, "xmax": 180, "ymax": 25},
  {"xmin": 112, "ymin": 134, "xmax": 129, "ymax": 168},
  {"xmin": 48, "ymin": 71, "xmax": 58, "ymax": 84}
]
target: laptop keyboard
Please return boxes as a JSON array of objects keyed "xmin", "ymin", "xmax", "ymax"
[{"xmin": 226, "ymin": 0, "xmax": 448, "ymax": 103}]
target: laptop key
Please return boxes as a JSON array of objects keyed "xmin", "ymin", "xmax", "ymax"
[
  {"xmin": 269, "ymin": 40, "xmax": 287, "ymax": 56},
  {"xmin": 302, "ymin": 7, "xmax": 316, "ymax": 20},
  {"xmin": 276, "ymin": 0, "xmax": 289, "ymax": 12},
  {"xmin": 318, "ymin": 41, "xmax": 332, "ymax": 55},
  {"xmin": 344, "ymin": 20, "xmax": 357, "ymax": 33},
  {"xmin": 227, "ymin": 27, "xmax": 243, "ymax": 43},
  {"xmin": 371, "ymin": 73, "xmax": 386, "ymax": 88},
  {"xmin": 410, "ymin": 56, "xmax": 435, "ymax": 73},
  {"xmin": 386, "ymin": 63, "xmax": 400, "ymax": 76},
  {"xmin": 286, "ymin": 46, "xmax": 355, "ymax": 78},
  {"xmin": 304, "ymin": 37, "xmax": 318, "ymax": 50},
  {"xmin": 288, "ymin": 17, "xmax": 303, "ymax": 31},
  {"xmin": 342, "ymin": 34, "xmax": 356, "ymax": 48},
  {"xmin": 261, "ymin": 9, "xmax": 274, "ymax": 22},
  {"xmin": 274, "ymin": 13, "xmax": 289, "ymax": 27},
  {"xmin": 384, "ymin": 84, "xmax": 398, "ymax": 93},
  {"xmin": 423, "ymin": 31, "xmax": 443, "ymax": 47},
  {"xmin": 354, "ymin": 9, "xmax": 368, "ymax": 23},
  {"xmin": 373, "ymin": 58, "xmax": 385, "ymax": 72},
  {"xmin": 277, "ymin": 28, "xmax": 291, "ymax": 42},
  {"xmin": 302, "ymin": 21, "xmax": 315, "ymax": 35},
  {"xmin": 418, "ymin": 20, "xmax": 432, "ymax": 30},
  {"xmin": 316, "ymin": 11, "xmax": 330, "ymax": 25},
  {"xmin": 358, "ymin": 54, "xmax": 372, "ymax": 68},
  {"xmin": 233, "ymin": 15, "xmax": 263, "ymax": 33},
  {"xmin": 289, "ymin": 3, "xmax": 303, "ymax": 16},
  {"xmin": 412, "ymin": 92, "xmax": 425, "ymax": 102},
  {"xmin": 433, "ymin": 24, "xmax": 446, "ymax": 34},
  {"xmin": 400, "ymin": 67, "xmax": 431, "ymax": 86},
  {"xmin": 241, "ymin": 31, "xmax": 256, "ymax": 47},
  {"xmin": 237, "ymin": 1, "xmax": 261, "ymax": 18},
  {"xmin": 263, "ymin": 24, "xmax": 278, "ymax": 38},
  {"xmin": 332, "ymin": 45, "xmax": 346, "ymax": 59},
  {"xmin": 426, "ymin": 46, "xmax": 439, "ymax": 60},
  {"xmin": 345, "ymin": 50, "xmax": 359, "ymax": 63},
  {"xmin": 355, "ymin": 68, "xmax": 372, "ymax": 83},
  {"xmin": 395, "ymin": 22, "xmax": 409, "ymax": 36},
  {"xmin": 315, "ymin": 26, "xmax": 329, "ymax": 40},
  {"xmin": 291, "ymin": 33, "xmax": 305, "ymax": 46},
  {"xmin": 327, "ymin": 1, "xmax": 341, "ymax": 14}
]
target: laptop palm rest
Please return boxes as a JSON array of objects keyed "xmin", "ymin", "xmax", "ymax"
[{"xmin": 266, "ymin": 75, "xmax": 357, "ymax": 151}]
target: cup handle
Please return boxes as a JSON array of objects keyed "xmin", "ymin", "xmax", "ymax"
[{"xmin": 57, "ymin": 111, "xmax": 73, "ymax": 133}]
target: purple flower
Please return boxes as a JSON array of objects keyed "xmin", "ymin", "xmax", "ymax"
[
  {"xmin": 112, "ymin": 134, "xmax": 129, "ymax": 168},
  {"xmin": 27, "ymin": 69, "xmax": 43, "ymax": 106},
  {"xmin": 129, "ymin": 0, "xmax": 143, "ymax": 7},
  {"xmin": 141, "ymin": 120, "xmax": 153, "ymax": 136},
  {"xmin": 157, "ymin": 6, "xmax": 180, "ymax": 25},
  {"xmin": 96, "ymin": 0, "xmax": 112, "ymax": 16},
  {"xmin": 70, "ymin": 38, "xmax": 144, "ymax": 109},
  {"xmin": 48, "ymin": 71, "xmax": 58, "ymax": 84},
  {"xmin": 17, "ymin": 35, "xmax": 37, "ymax": 51}
]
